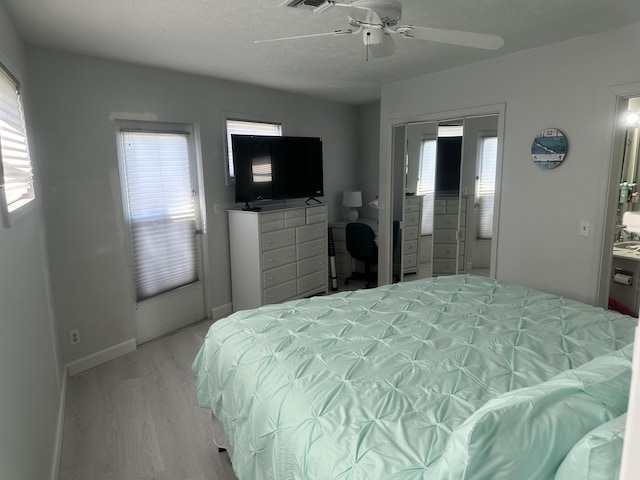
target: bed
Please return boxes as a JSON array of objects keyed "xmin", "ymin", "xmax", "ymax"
[{"xmin": 192, "ymin": 274, "xmax": 637, "ymax": 479}]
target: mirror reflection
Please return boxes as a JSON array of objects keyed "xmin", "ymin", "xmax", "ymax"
[
  {"xmin": 608, "ymin": 96, "xmax": 640, "ymax": 317},
  {"xmin": 392, "ymin": 114, "xmax": 498, "ymax": 282}
]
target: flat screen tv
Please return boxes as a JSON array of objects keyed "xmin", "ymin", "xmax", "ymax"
[{"xmin": 232, "ymin": 135, "xmax": 324, "ymax": 207}]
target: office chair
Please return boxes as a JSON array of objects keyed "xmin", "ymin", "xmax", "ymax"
[{"xmin": 345, "ymin": 222, "xmax": 378, "ymax": 288}]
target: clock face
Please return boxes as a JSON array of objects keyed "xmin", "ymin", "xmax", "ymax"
[{"xmin": 531, "ymin": 128, "xmax": 567, "ymax": 169}]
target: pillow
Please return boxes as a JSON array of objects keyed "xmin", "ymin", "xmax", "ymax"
[
  {"xmin": 554, "ymin": 413, "xmax": 626, "ymax": 480},
  {"xmin": 428, "ymin": 344, "xmax": 633, "ymax": 480}
]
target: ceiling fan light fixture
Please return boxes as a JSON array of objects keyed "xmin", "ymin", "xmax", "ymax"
[{"xmin": 364, "ymin": 28, "xmax": 385, "ymax": 45}]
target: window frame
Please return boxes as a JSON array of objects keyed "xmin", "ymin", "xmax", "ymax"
[
  {"xmin": 416, "ymin": 137, "xmax": 437, "ymax": 236},
  {"xmin": 224, "ymin": 114, "xmax": 283, "ymax": 184},
  {"xmin": 475, "ymin": 131, "xmax": 498, "ymax": 241},
  {"xmin": 0, "ymin": 62, "xmax": 35, "ymax": 227},
  {"xmin": 115, "ymin": 120, "xmax": 206, "ymax": 304}
]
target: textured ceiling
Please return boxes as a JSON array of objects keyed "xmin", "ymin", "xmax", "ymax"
[{"xmin": 3, "ymin": 0, "xmax": 640, "ymax": 104}]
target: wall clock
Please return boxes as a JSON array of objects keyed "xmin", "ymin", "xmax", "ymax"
[{"xmin": 531, "ymin": 128, "xmax": 567, "ymax": 169}]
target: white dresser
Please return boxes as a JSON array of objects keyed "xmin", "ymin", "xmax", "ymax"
[
  {"xmin": 432, "ymin": 195, "xmax": 469, "ymax": 276},
  {"xmin": 228, "ymin": 204, "xmax": 328, "ymax": 311},
  {"xmin": 402, "ymin": 195, "xmax": 422, "ymax": 275}
]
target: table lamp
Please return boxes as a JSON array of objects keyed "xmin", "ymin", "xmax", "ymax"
[{"xmin": 342, "ymin": 191, "xmax": 362, "ymax": 221}]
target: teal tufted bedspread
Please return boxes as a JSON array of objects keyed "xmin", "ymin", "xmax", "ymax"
[{"xmin": 192, "ymin": 275, "xmax": 637, "ymax": 479}]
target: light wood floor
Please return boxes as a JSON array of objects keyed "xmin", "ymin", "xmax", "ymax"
[{"xmin": 58, "ymin": 319, "xmax": 238, "ymax": 480}]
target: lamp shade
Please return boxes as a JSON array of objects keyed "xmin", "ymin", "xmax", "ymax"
[{"xmin": 342, "ymin": 191, "xmax": 362, "ymax": 208}]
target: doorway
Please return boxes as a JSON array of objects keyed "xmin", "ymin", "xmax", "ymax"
[
  {"xmin": 117, "ymin": 121, "xmax": 208, "ymax": 343},
  {"xmin": 599, "ymin": 88, "xmax": 640, "ymax": 314}
]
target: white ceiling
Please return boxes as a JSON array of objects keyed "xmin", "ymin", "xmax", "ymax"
[{"xmin": 3, "ymin": 0, "xmax": 640, "ymax": 105}]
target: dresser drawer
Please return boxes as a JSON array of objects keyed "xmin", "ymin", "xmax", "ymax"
[
  {"xmin": 433, "ymin": 259, "xmax": 457, "ymax": 274},
  {"xmin": 405, "ymin": 211, "xmax": 420, "ymax": 226},
  {"xmin": 297, "ymin": 238, "xmax": 325, "ymax": 260},
  {"xmin": 263, "ymin": 263, "xmax": 297, "ymax": 289},
  {"xmin": 263, "ymin": 280, "xmax": 297, "ymax": 305},
  {"xmin": 433, "ymin": 245, "xmax": 457, "ymax": 259},
  {"xmin": 445, "ymin": 203, "xmax": 460, "ymax": 215},
  {"xmin": 434, "ymin": 214, "xmax": 457, "ymax": 228},
  {"xmin": 298, "ymin": 255, "xmax": 325, "ymax": 277},
  {"xmin": 433, "ymin": 229, "xmax": 457, "ymax": 244},
  {"xmin": 404, "ymin": 254, "xmax": 418, "ymax": 269},
  {"xmin": 260, "ymin": 211, "xmax": 284, "ymax": 224},
  {"xmin": 307, "ymin": 205, "xmax": 328, "ymax": 224},
  {"xmin": 263, "ymin": 246, "xmax": 296, "ymax": 269},
  {"xmin": 261, "ymin": 219, "xmax": 285, "ymax": 233},
  {"xmin": 297, "ymin": 223, "xmax": 325, "ymax": 243},
  {"xmin": 404, "ymin": 239, "xmax": 418, "ymax": 255},
  {"xmin": 405, "ymin": 196, "xmax": 421, "ymax": 207},
  {"xmin": 262, "ymin": 228, "xmax": 296, "ymax": 251},
  {"xmin": 405, "ymin": 201, "xmax": 421, "ymax": 214},
  {"xmin": 285, "ymin": 208, "xmax": 306, "ymax": 228},
  {"xmin": 404, "ymin": 225, "xmax": 419, "ymax": 241},
  {"xmin": 297, "ymin": 270, "xmax": 326, "ymax": 294}
]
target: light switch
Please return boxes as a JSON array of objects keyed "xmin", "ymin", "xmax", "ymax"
[{"xmin": 580, "ymin": 220, "xmax": 590, "ymax": 237}]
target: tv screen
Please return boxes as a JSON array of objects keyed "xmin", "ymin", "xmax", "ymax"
[{"xmin": 232, "ymin": 135, "xmax": 323, "ymax": 204}]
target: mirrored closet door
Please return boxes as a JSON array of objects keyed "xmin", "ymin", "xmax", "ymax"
[{"xmin": 389, "ymin": 113, "xmax": 500, "ymax": 283}]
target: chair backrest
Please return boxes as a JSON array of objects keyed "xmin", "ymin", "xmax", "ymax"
[{"xmin": 346, "ymin": 223, "xmax": 377, "ymax": 261}]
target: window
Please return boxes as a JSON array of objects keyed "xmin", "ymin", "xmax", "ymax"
[
  {"xmin": 118, "ymin": 128, "xmax": 199, "ymax": 301},
  {"xmin": 226, "ymin": 119, "xmax": 281, "ymax": 180},
  {"xmin": 476, "ymin": 136, "xmax": 497, "ymax": 239},
  {"xmin": 0, "ymin": 64, "xmax": 34, "ymax": 225},
  {"xmin": 416, "ymin": 139, "xmax": 436, "ymax": 235}
]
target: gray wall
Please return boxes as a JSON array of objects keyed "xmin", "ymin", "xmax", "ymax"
[
  {"xmin": 0, "ymin": 5, "xmax": 63, "ymax": 480},
  {"xmin": 357, "ymin": 101, "xmax": 381, "ymax": 221},
  {"xmin": 26, "ymin": 47, "xmax": 361, "ymax": 366},
  {"xmin": 380, "ymin": 22, "xmax": 640, "ymax": 305}
]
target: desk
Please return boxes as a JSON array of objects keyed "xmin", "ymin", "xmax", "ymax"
[{"xmin": 329, "ymin": 218, "xmax": 378, "ymax": 279}]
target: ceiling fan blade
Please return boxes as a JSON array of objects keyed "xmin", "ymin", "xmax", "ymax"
[
  {"xmin": 254, "ymin": 29, "xmax": 354, "ymax": 44},
  {"xmin": 393, "ymin": 25, "xmax": 504, "ymax": 50},
  {"xmin": 368, "ymin": 33, "xmax": 398, "ymax": 58}
]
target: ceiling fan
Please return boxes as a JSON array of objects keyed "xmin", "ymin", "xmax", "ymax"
[{"xmin": 256, "ymin": 0, "xmax": 505, "ymax": 58}]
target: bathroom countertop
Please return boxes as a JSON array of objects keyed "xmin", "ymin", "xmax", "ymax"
[{"xmin": 613, "ymin": 244, "xmax": 640, "ymax": 261}]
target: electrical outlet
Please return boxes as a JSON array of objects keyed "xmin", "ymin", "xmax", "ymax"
[{"xmin": 69, "ymin": 329, "xmax": 80, "ymax": 345}]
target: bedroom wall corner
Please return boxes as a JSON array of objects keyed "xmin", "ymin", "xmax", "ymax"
[{"xmin": 0, "ymin": 3, "xmax": 65, "ymax": 480}]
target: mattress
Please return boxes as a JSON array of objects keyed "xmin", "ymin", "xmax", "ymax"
[{"xmin": 192, "ymin": 275, "xmax": 637, "ymax": 479}]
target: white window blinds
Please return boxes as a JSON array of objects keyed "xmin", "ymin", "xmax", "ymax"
[
  {"xmin": 120, "ymin": 131, "xmax": 198, "ymax": 301},
  {"xmin": 477, "ymin": 136, "xmax": 497, "ymax": 239},
  {"xmin": 416, "ymin": 139, "xmax": 436, "ymax": 235},
  {"xmin": 0, "ymin": 66, "xmax": 34, "ymax": 220},
  {"xmin": 226, "ymin": 119, "xmax": 281, "ymax": 179}
]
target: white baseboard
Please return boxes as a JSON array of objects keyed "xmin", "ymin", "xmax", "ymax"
[
  {"xmin": 50, "ymin": 366, "xmax": 68, "ymax": 480},
  {"xmin": 211, "ymin": 303, "xmax": 232, "ymax": 320},
  {"xmin": 66, "ymin": 338, "xmax": 137, "ymax": 377}
]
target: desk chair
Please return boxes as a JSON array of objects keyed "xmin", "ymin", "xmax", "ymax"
[{"xmin": 345, "ymin": 222, "xmax": 378, "ymax": 288}]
